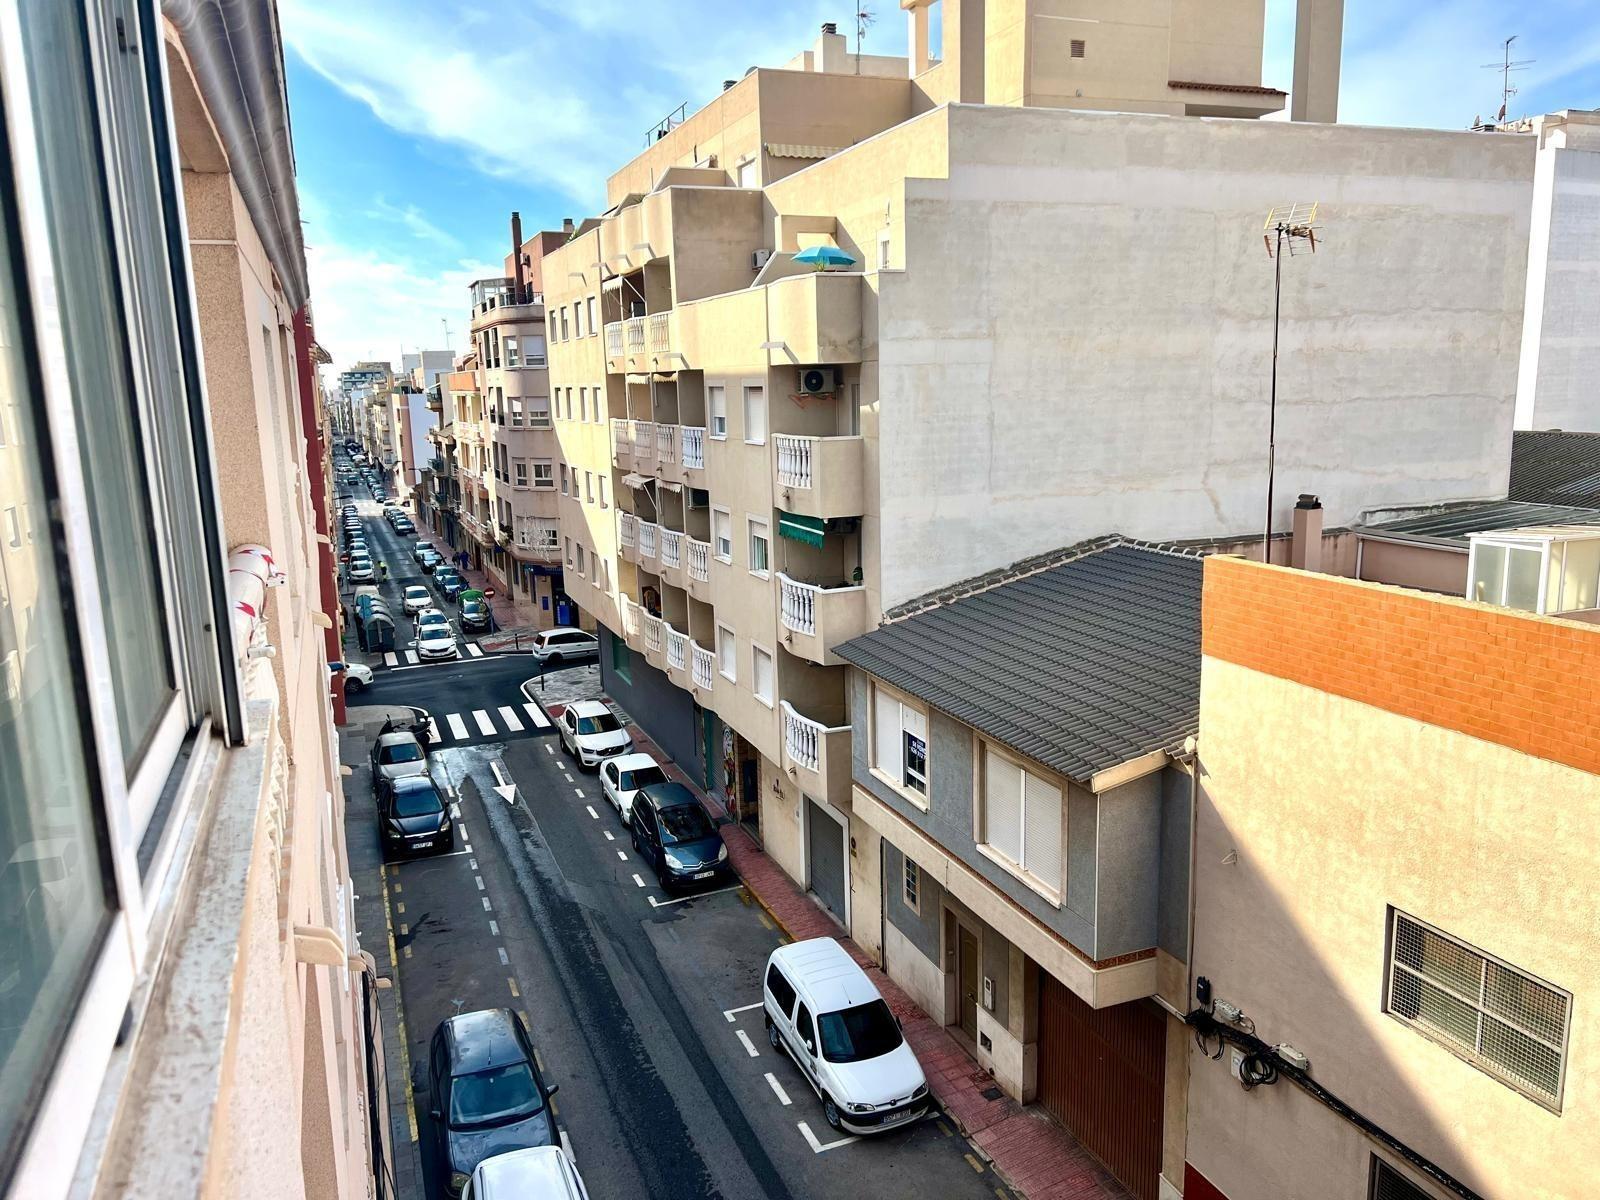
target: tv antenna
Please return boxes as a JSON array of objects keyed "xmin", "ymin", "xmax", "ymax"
[
  {"xmin": 1481, "ymin": 36, "xmax": 1534, "ymax": 124},
  {"xmin": 1260, "ymin": 204, "xmax": 1323, "ymax": 565},
  {"xmin": 855, "ymin": 7, "xmax": 875, "ymax": 75}
]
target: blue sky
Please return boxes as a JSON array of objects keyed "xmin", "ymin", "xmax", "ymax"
[{"xmin": 281, "ymin": 0, "xmax": 1600, "ymax": 369}]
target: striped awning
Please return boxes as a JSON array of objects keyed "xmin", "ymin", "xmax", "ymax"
[
  {"xmin": 778, "ymin": 510, "xmax": 826, "ymax": 547},
  {"xmin": 765, "ymin": 143, "xmax": 843, "ymax": 160},
  {"xmin": 622, "ymin": 473, "xmax": 647, "ymax": 489}
]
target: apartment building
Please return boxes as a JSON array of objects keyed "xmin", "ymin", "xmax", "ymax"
[
  {"xmin": 384, "ymin": 383, "xmax": 437, "ymax": 505},
  {"xmin": 1187, "ymin": 558, "xmax": 1600, "ymax": 1200},
  {"xmin": 541, "ymin": 0, "xmax": 1534, "ymax": 937},
  {"xmin": 0, "ymin": 2, "xmax": 381, "ymax": 1198}
]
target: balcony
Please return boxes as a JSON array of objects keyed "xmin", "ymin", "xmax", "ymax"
[
  {"xmin": 681, "ymin": 425, "xmax": 706, "ymax": 473},
  {"xmin": 777, "ymin": 573, "xmax": 870, "ymax": 666},
  {"xmin": 641, "ymin": 610, "xmax": 665, "ymax": 670},
  {"xmin": 605, "ymin": 321, "xmax": 625, "ymax": 372},
  {"xmin": 637, "ymin": 519, "xmax": 659, "ymax": 560},
  {"xmin": 691, "ymin": 641, "xmax": 715, "ymax": 693},
  {"xmin": 656, "ymin": 423, "xmax": 681, "ymax": 484},
  {"xmin": 659, "ymin": 529, "xmax": 684, "ymax": 587},
  {"xmin": 773, "ymin": 434, "xmax": 865, "ymax": 520},
  {"xmin": 781, "ymin": 701, "xmax": 852, "ymax": 801},
  {"xmin": 765, "ymin": 272, "xmax": 863, "ymax": 364},
  {"xmin": 612, "ymin": 418, "xmax": 633, "ymax": 470},
  {"xmin": 664, "ymin": 623, "xmax": 691, "ymax": 689},
  {"xmin": 631, "ymin": 420, "xmax": 657, "ymax": 464},
  {"xmin": 686, "ymin": 537, "xmax": 712, "ymax": 602},
  {"xmin": 618, "ymin": 512, "xmax": 638, "ymax": 563}
]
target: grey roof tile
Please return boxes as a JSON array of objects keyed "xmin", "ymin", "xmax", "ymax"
[
  {"xmin": 1360, "ymin": 499, "xmax": 1600, "ymax": 545},
  {"xmin": 1509, "ymin": 430, "xmax": 1600, "ymax": 506}
]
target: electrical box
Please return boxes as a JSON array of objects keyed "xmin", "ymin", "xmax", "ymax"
[{"xmin": 982, "ymin": 976, "xmax": 994, "ymax": 1012}]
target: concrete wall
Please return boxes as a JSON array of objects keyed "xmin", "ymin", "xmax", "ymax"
[
  {"xmin": 874, "ymin": 105, "xmax": 1533, "ymax": 609},
  {"xmin": 598, "ymin": 625, "xmax": 700, "ymax": 769},
  {"xmin": 1354, "ymin": 537, "xmax": 1467, "ymax": 594}
]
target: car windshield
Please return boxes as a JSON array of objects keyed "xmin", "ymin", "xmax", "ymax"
[
  {"xmin": 406, "ymin": 589, "xmax": 427, "ymax": 600},
  {"xmin": 391, "ymin": 785, "xmax": 441, "ymax": 818},
  {"xmin": 419, "ymin": 613, "xmax": 447, "ymax": 626},
  {"xmin": 620, "ymin": 766, "xmax": 666, "ymax": 791},
  {"xmin": 380, "ymin": 743, "xmax": 423, "ymax": 765},
  {"xmin": 657, "ymin": 804, "xmax": 714, "ymax": 845},
  {"xmin": 463, "ymin": 604, "xmax": 486, "ymax": 617},
  {"xmin": 817, "ymin": 1000, "xmax": 903, "ymax": 1064},
  {"xmin": 575, "ymin": 713, "xmax": 621, "ymax": 736},
  {"xmin": 422, "ymin": 628, "xmax": 451, "ymax": 642},
  {"xmin": 448, "ymin": 1062, "xmax": 542, "ymax": 1129}
]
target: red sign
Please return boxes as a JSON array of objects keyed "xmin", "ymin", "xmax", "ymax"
[{"xmin": 484, "ymin": 588, "xmax": 497, "ymax": 599}]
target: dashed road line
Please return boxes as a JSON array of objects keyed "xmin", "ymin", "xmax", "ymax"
[
  {"xmin": 603, "ymin": 830, "xmax": 615, "ymax": 841},
  {"xmin": 466, "ymin": 643, "xmax": 485, "ymax": 658},
  {"xmin": 586, "ymin": 806, "xmax": 600, "ymax": 820},
  {"xmin": 382, "ymin": 651, "xmax": 398, "ymax": 666},
  {"xmin": 964, "ymin": 1153, "xmax": 985, "ymax": 1174},
  {"xmin": 631, "ymin": 873, "xmax": 646, "ymax": 888},
  {"xmin": 498, "ymin": 947, "xmax": 510, "ymax": 966},
  {"xmin": 573, "ymin": 787, "xmax": 585, "ymax": 797},
  {"xmin": 764, "ymin": 1073, "xmax": 792, "ymax": 1105},
  {"xmin": 489, "ymin": 920, "xmax": 499, "ymax": 935},
  {"xmin": 735, "ymin": 1030, "xmax": 760, "ymax": 1058},
  {"xmin": 482, "ymin": 896, "xmax": 493, "ymax": 911},
  {"xmin": 507, "ymin": 977, "xmax": 519, "ymax": 998},
  {"xmin": 475, "ymin": 876, "xmax": 485, "ymax": 891},
  {"xmin": 403, "ymin": 650, "xmax": 418, "ymax": 664}
]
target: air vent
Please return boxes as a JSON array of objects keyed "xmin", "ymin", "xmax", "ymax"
[
  {"xmin": 1070, "ymin": 39, "xmax": 1085, "ymax": 58},
  {"xmin": 798, "ymin": 367, "xmax": 837, "ymax": 396},
  {"xmin": 1369, "ymin": 1158, "xmax": 1431, "ymax": 1200}
]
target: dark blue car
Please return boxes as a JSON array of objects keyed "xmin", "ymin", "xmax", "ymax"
[{"xmin": 629, "ymin": 781, "xmax": 730, "ymax": 893}]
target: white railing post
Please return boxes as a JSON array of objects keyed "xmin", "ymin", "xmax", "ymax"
[
  {"xmin": 666, "ymin": 625, "xmax": 688, "ymax": 671},
  {"xmin": 657, "ymin": 423, "xmax": 676, "ymax": 464},
  {"xmin": 660, "ymin": 529, "xmax": 682, "ymax": 569},
  {"xmin": 612, "ymin": 417, "xmax": 630, "ymax": 457},
  {"xmin": 605, "ymin": 322, "xmax": 623, "ymax": 357},
  {"xmin": 687, "ymin": 538, "xmax": 710, "ymax": 582},
  {"xmin": 776, "ymin": 435, "xmax": 814, "ymax": 489},
  {"xmin": 691, "ymin": 643, "xmax": 715, "ymax": 690},
  {"xmin": 643, "ymin": 613, "xmax": 662, "ymax": 653},
  {"xmin": 649, "ymin": 311, "xmax": 671, "ymax": 355},
  {"xmin": 619, "ymin": 512, "xmax": 636, "ymax": 548},
  {"xmin": 638, "ymin": 521, "xmax": 658, "ymax": 559},
  {"xmin": 681, "ymin": 425, "xmax": 705, "ymax": 470},
  {"xmin": 634, "ymin": 420, "xmax": 656, "ymax": 459},
  {"xmin": 778, "ymin": 573, "xmax": 817, "ymax": 637},
  {"xmin": 626, "ymin": 316, "xmax": 646, "ymax": 354}
]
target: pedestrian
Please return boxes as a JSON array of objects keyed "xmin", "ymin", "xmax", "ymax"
[{"xmin": 378, "ymin": 560, "xmax": 388, "ymax": 581}]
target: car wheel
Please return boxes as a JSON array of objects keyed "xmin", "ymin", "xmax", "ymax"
[
  {"xmin": 823, "ymin": 1095, "xmax": 842, "ymax": 1131},
  {"xmin": 547, "ymin": 652, "xmax": 562, "ymax": 666},
  {"xmin": 766, "ymin": 1017, "xmax": 782, "ymax": 1051},
  {"xmin": 346, "ymin": 678, "xmax": 365, "ymax": 694}
]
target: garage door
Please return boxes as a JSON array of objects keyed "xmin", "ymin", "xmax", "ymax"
[
  {"xmin": 1037, "ymin": 973, "xmax": 1165, "ymax": 1200},
  {"xmin": 805, "ymin": 798, "xmax": 847, "ymax": 923}
]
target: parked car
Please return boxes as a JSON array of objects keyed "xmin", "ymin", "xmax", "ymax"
[
  {"xmin": 393, "ymin": 519, "xmax": 415, "ymax": 535},
  {"xmin": 415, "ymin": 623, "xmax": 458, "ymax": 661},
  {"xmin": 416, "ymin": 609, "xmax": 451, "ymax": 635},
  {"xmin": 370, "ymin": 727, "xmax": 429, "ymax": 793},
  {"xmin": 556, "ymin": 700, "xmax": 630, "ymax": 768},
  {"xmin": 599, "ymin": 753, "xmax": 667, "ymax": 822},
  {"xmin": 531, "ymin": 628, "xmax": 599, "ymax": 666},
  {"xmin": 378, "ymin": 776, "xmax": 453, "ymax": 858},
  {"xmin": 348, "ymin": 558, "xmax": 375, "ymax": 583},
  {"xmin": 413, "ymin": 540, "xmax": 436, "ymax": 563},
  {"xmin": 331, "ymin": 660, "xmax": 373, "ymax": 693},
  {"xmin": 763, "ymin": 938, "xmax": 930, "ymax": 1135},
  {"xmin": 419, "ymin": 551, "xmax": 444, "ymax": 575},
  {"xmin": 435, "ymin": 569, "xmax": 466, "ymax": 600},
  {"xmin": 459, "ymin": 598, "xmax": 492, "ymax": 633},
  {"xmin": 427, "ymin": 1009, "xmax": 556, "ymax": 1198},
  {"xmin": 402, "ymin": 584, "xmax": 433, "ymax": 615},
  {"xmin": 628, "ymin": 782, "xmax": 728, "ymax": 892},
  {"xmin": 461, "ymin": 1146, "xmax": 588, "ymax": 1200}
]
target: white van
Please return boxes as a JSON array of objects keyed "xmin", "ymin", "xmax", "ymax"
[
  {"xmin": 462, "ymin": 1146, "xmax": 588, "ymax": 1200},
  {"xmin": 762, "ymin": 937, "xmax": 931, "ymax": 1134}
]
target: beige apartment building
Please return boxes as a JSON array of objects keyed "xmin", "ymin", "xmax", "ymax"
[
  {"xmin": 1, "ymin": 2, "xmax": 381, "ymax": 1199},
  {"xmin": 541, "ymin": 0, "xmax": 1534, "ymax": 956},
  {"xmin": 1187, "ymin": 557, "xmax": 1600, "ymax": 1200}
]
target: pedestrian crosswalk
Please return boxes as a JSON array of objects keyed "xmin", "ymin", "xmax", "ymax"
[
  {"xmin": 380, "ymin": 642, "xmax": 486, "ymax": 668},
  {"xmin": 425, "ymin": 700, "xmax": 550, "ymax": 748}
]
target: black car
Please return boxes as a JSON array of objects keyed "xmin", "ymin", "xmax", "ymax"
[
  {"xmin": 629, "ymin": 782, "xmax": 729, "ymax": 892},
  {"xmin": 378, "ymin": 776, "xmax": 453, "ymax": 857},
  {"xmin": 428, "ymin": 1009, "xmax": 556, "ymax": 1197},
  {"xmin": 459, "ymin": 598, "xmax": 491, "ymax": 632}
]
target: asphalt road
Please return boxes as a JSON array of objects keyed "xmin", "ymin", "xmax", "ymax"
[{"xmin": 336, "ymin": 466, "xmax": 1009, "ymax": 1200}]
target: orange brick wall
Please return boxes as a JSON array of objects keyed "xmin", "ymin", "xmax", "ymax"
[{"xmin": 1202, "ymin": 556, "xmax": 1600, "ymax": 777}]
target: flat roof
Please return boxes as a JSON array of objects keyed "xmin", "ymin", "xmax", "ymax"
[{"xmin": 1357, "ymin": 500, "xmax": 1600, "ymax": 546}]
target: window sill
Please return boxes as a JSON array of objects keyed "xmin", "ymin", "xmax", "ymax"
[
  {"xmin": 753, "ymin": 692, "xmax": 774, "ymax": 709},
  {"xmin": 974, "ymin": 842, "xmax": 1062, "ymax": 908},
  {"xmin": 719, "ymin": 671, "xmax": 737, "ymax": 684},
  {"xmin": 749, "ymin": 570, "xmax": 770, "ymax": 581},
  {"xmin": 868, "ymin": 766, "xmax": 931, "ymax": 813},
  {"xmin": 745, "ymin": 438, "xmax": 767, "ymax": 447},
  {"xmin": 710, "ymin": 433, "xmax": 728, "ymax": 441}
]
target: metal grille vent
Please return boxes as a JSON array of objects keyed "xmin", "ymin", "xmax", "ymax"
[
  {"xmin": 1370, "ymin": 1158, "xmax": 1432, "ymax": 1200},
  {"xmin": 1070, "ymin": 39, "xmax": 1086, "ymax": 58},
  {"xmin": 1387, "ymin": 910, "xmax": 1570, "ymax": 1110}
]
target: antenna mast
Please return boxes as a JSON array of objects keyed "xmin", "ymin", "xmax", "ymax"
[
  {"xmin": 1480, "ymin": 36, "xmax": 1534, "ymax": 125},
  {"xmin": 855, "ymin": 7, "xmax": 875, "ymax": 75}
]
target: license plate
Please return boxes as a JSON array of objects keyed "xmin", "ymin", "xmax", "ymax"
[
  {"xmin": 693, "ymin": 871, "xmax": 715, "ymax": 880},
  {"xmin": 882, "ymin": 1108, "xmax": 914, "ymax": 1125},
  {"xmin": 412, "ymin": 840, "xmax": 433, "ymax": 849}
]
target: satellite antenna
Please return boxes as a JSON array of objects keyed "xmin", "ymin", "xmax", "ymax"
[
  {"xmin": 855, "ymin": 7, "xmax": 875, "ymax": 75},
  {"xmin": 1481, "ymin": 36, "xmax": 1534, "ymax": 124},
  {"xmin": 1260, "ymin": 204, "xmax": 1323, "ymax": 564}
]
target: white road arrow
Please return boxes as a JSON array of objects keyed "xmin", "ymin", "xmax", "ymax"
[{"xmin": 489, "ymin": 758, "xmax": 517, "ymax": 804}]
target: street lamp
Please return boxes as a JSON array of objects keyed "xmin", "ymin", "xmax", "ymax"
[{"xmin": 1261, "ymin": 203, "xmax": 1321, "ymax": 563}]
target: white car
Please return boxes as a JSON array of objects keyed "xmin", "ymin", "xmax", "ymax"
[
  {"xmin": 763, "ymin": 938, "xmax": 930, "ymax": 1135},
  {"xmin": 411, "ymin": 540, "xmax": 435, "ymax": 563},
  {"xmin": 462, "ymin": 1145, "xmax": 588, "ymax": 1200},
  {"xmin": 599, "ymin": 753, "xmax": 668, "ymax": 821},
  {"xmin": 331, "ymin": 660, "xmax": 373, "ymax": 693},
  {"xmin": 348, "ymin": 558, "xmax": 374, "ymax": 582},
  {"xmin": 531, "ymin": 627, "xmax": 599, "ymax": 665},
  {"xmin": 556, "ymin": 700, "xmax": 631, "ymax": 769},
  {"xmin": 414, "ymin": 623, "xmax": 457, "ymax": 661},
  {"xmin": 402, "ymin": 584, "xmax": 432, "ymax": 615}
]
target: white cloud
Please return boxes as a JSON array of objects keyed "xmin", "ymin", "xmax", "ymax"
[{"xmin": 365, "ymin": 195, "xmax": 462, "ymax": 250}]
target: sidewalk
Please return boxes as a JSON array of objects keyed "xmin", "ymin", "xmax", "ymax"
[{"xmin": 617, "ymin": 721, "xmax": 1131, "ymax": 1200}]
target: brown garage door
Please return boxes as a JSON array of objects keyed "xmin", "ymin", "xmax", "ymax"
[{"xmin": 1037, "ymin": 973, "xmax": 1165, "ymax": 1200}]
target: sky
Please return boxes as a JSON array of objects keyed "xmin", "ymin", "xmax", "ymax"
[{"xmin": 280, "ymin": 0, "xmax": 1600, "ymax": 372}]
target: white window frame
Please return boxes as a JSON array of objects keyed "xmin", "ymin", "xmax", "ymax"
[
  {"xmin": 586, "ymin": 296, "xmax": 597, "ymax": 334},
  {"xmin": 751, "ymin": 642, "xmax": 775, "ymax": 707},
  {"xmin": 712, "ymin": 506, "xmax": 733, "ymax": 562},
  {"xmin": 902, "ymin": 857, "xmax": 921, "ymax": 914},
  {"xmin": 974, "ymin": 739, "xmax": 1064, "ymax": 904},
  {"xmin": 532, "ymin": 459, "xmax": 554, "ymax": 489},
  {"xmin": 742, "ymin": 381, "xmax": 766, "ymax": 445},
  {"xmin": 747, "ymin": 515, "xmax": 770, "ymax": 578},
  {"xmin": 708, "ymin": 384, "xmax": 727, "ymax": 439},
  {"xmin": 868, "ymin": 679, "xmax": 930, "ymax": 809},
  {"xmin": 716, "ymin": 623, "xmax": 737, "ymax": 682}
]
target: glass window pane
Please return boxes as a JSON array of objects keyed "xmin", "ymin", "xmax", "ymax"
[
  {"xmin": 20, "ymin": 0, "xmax": 172, "ymax": 767},
  {"xmin": 0, "ymin": 150, "xmax": 112, "ymax": 1173},
  {"xmin": 1560, "ymin": 539, "xmax": 1600, "ymax": 613},
  {"xmin": 1504, "ymin": 547, "xmax": 1542, "ymax": 612}
]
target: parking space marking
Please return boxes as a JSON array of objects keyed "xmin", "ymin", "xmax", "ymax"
[
  {"xmin": 735, "ymin": 1030, "xmax": 760, "ymax": 1057},
  {"xmin": 446, "ymin": 713, "xmax": 469, "ymax": 740},
  {"xmin": 560, "ymin": 1130, "xmax": 575, "ymax": 1164},
  {"xmin": 450, "ymin": 803, "xmax": 461, "ymax": 818},
  {"xmin": 648, "ymin": 884, "xmax": 744, "ymax": 908},
  {"xmin": 475, "ymin": 876, "xmax": 485, "ymax": 891},
  {"xmin": 616, "ymin": 850, "xmax": 627, "ymax": 861},
  {"xmin": 396, "ymin": 901, "xmax": 405, "ymax": 914},
  {"xmin": 498, "ymin": 947, "xmax": 510, "ymax": 965},
  {"xmin": 764, "ymin": 1073, "xmax": 792, "ymax": 1106},
  {"xmin": 798, "ymin": 1122, "xmax": 859, "ymax": 1154},
  {"xmin": 404, "ymin": 650, "xmax": 418, "ymax": 664},
  {"xmin": 507, "ymin": 977, "xmax": 520, "ymax": 998},
  {"xmin": 489, "ymin": 920, "xmax": 499, "ymax": 935},
  {"xmin": 964, "ymin": 1153, "xmax": 985, "ymax": 1174},
  {"xmin": 586, "ymin": 806, "xmax": 600, "ymax": 820},
  {"xmin": 631, "ymin": 873, "xmax": 646, "ymax": 888},
  {"xmin": 482, "ymin": 897, "xmax": 492, "ymax": 911},
  {"xmin": 472, "ymin": 709, "xmax": 496, "ymax": 736},
  {"xmin": 458, "ymin": 821, "xmax": 468, "ymax": 839},
  {"xmin": 497, "ymin": 705, "xmax": 525, "ymax": 732},
  {"xmin": 383, "ymin": 652, "xmax": 398, "ymax": 666},
  {"xmin": 603, "ymin": 830, "xmax": 615, "ymax": 841},
  {"xmin": 469, "ymin": 858, "xmax": 478, "ymax": 870},
  {"xmin": 466, "ymin": 643, "xmax": 485, "ymax": 658},
  {"xmin": 723, "ymin": 1002, "xmax": 764, "ymax": 1023}
]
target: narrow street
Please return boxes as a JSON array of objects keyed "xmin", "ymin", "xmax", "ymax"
[{"xmin": 335, "ymin": 496, "xmax": 1010, "ymax": 1199}]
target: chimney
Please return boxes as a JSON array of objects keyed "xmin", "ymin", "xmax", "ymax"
[
  {"xmin": 1290, "ymin": 494, "xmax": 1324, "ymax": 572},
  {"xmin": 510, "ymin": 211, "xmax": 525, "ymax": 302},
  {"xmin": 723, "ymin": 79, "xmax": 737, "ymax": 91},
  {"xmin": 1291, "ymin": 0, "xmax": 1345, "ymax": 122},
  {"xmin": 821, "ymin": 21, "xmax": 837, "ymax": 34},
  {"xmin": 562, "ymin": 217, "xmax": 574, "ymax": 235}
]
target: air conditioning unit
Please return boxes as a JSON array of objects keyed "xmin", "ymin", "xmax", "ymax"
[
  {"xmin": 751, "ymin": 248, "xmax": 773, "ymax": 272},
  {"xmin": 798, "ymin": 367, "xmax": 839, "ymax": 396}
]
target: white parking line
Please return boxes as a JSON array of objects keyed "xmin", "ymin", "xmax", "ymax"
[
  {"xmin": 450, "ymin": 803, "xmax": 461, "ymax": 818},
  {"xmin": 765, "ymin": 1073, "xmax": 792, "ymax": 1106},
  {"xmin": 559, "ymin": 1130, "xmax": 576, "ymax": 1164},
  {"xmin": 497, "ymin": 706, "xmax": 525, "ymax": 732},
  {"xmin": 482, "ymin": 897, "xmax": 492, "ymax": 911},
  {"xmin": 585, "ymin": 806, "xmax": 599, "ymax": 820},
  {"xmin": 498, "ymin": 947, "xmax": 509, "ymax": 965},
  {"xmin": 466, "ymin": 643, "xmax": 485, "ymax": 658},
  {"xmin": 798, "ymin": 1122, "xmax": 859, "ymax": 1154},
  {"xmin": 383, "ymin": 651, "xmax": 398, "ymax": 667},
  {"xmin": 447, "ymin": 713, "xmax": 469, "ymax": 740},
  {"xmin": 616, "ymin": 850, "xmax": 627, "ymax": 861},
  {"xmin": 573, "ymin": 788, "xmax": 585, "ymax": 797},
  {"xmin": 469, "ymin": 858, "xmax": 478, "ymax": 870},
  {"xmin": 603, "ymin": 831, "xmax": 615, "ymax": 842},
  {"xmin": 472, "ymin": 709, "xmax": 496, "ymax": 736},
  {"xmin": 649, "ymin": 884, "xmax": 744, "ymax": 908},
  {"xmin": 723, "ymin": 1001, "xmax": 764, "ymax": 1023},
  {"xmin": 523, "ymin": 702, "xmax": 551, "ymax": 729},
  {"xmin": 544, "ymin": 743, "xmax": 555, "ymax": 754},
  {"xmin": 403, "ymin": 650, "xmax": 418, "ymax": 664},
  {"xmin": 458, "ymin": 821, "xmax": 469, "ymax": 840},
  {"xmin": 489, "ymin": 920, "xmax": 499, "ymax": 935},
  {"xmin": 735, "ymin": 1030, "xmax": 760, "ymax": 1058},
  {"xmin": 475, "ymin": 876, "xmax": 485, "ymax": 891},
  {"xmin": 631, "ymin": 873, "xmax": 645, "ymax": 888}
]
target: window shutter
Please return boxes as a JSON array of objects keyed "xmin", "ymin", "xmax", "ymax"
[
  {"xmin": 1022, "ymin": 770, "xmax": 1062, "ymax": 891},
  {"xmin": 874, "ymin": 686, "xmax": 902, "ymax": 781},
  {"xmin": 984, "ymin": 748, "xmax": 1023, "ymax": 864},
  {"xmin": 901, "ymin": 706, "xmax": 926, "ymax": 742}
]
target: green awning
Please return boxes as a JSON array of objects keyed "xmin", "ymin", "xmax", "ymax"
[{"xmin": 778, "ymin": 510, "xmax": 826, "ymax": 548}]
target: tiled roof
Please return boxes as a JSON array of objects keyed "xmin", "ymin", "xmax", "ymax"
[
  {"xmin": 1358, "ymin": 500, "xmax": 1600, "ymax": 545},
  {"xmin": 1509, "ymin": 429, "xmax": 1600, "ymax": 506},
  {"xmin": 1168, "ymin": 79, "xmax": 1287, "ymax": 95},
  {"xmin": 836, "ymin": 540, "xmax": 1202, "ymax": 784}
]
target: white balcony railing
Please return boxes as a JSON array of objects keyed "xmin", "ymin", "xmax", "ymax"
[
  {"xmin": 625, "ymin": 316, "xmax": 647, "ymax": 354},
  {"xmin": 638, "ymin": 520, "xmax": 659, "ymax": 559},
  {"xmin": 642, "ymin": 611, "xmax": 663, "ymax": 653},
  {"xmin": 656, "ymin": 422, "xmax": 676, "ymax": 465},
  {"xmin": 775, "ymin": 434, "xmax": 814, "ymax": 489},
  {"xmin": 687, "ymin": 537, "xmax": 710, "ymax": 582},
  {"xmin": 781, "ymin": 701, "xmax": 845, "ymax": 774},
  {"xmin": 660, "ymin": 529, "xmax": 682, "ymax": 570},
  {"xmin": 612, "ymin": 417, "xmax": 630, "ymax": 457},
  {"xmin": 632, "ymin": 420, "xmax": 656, "ymax": 459},
  {"xmin": 666, "ymin": 625, "xmax": 688, "ymax": 671},
  {"xmin": 691, "ymin": 642, "xmax": 715, "ymax": 690},
  {"xmin": 621, "ymin": 596, "xmax": 641, "ymax": 638},
  {"xmin": 605, "ymin": 321, "xmax": 624, "ymax": 358},
  {"xmin": 681, "ymin": 424, "xmax": 706, "ymax": 470},
  {"xmin": 778, "ymin": 572, "xmax": 818, "ymax": 637},
  {"xmin": 619, "ymin": 511, "xmax": 637, "ymax": 549},
  {"xmin": 649, "ymin": 311, "xmax": 671, "ymax": 355}
]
